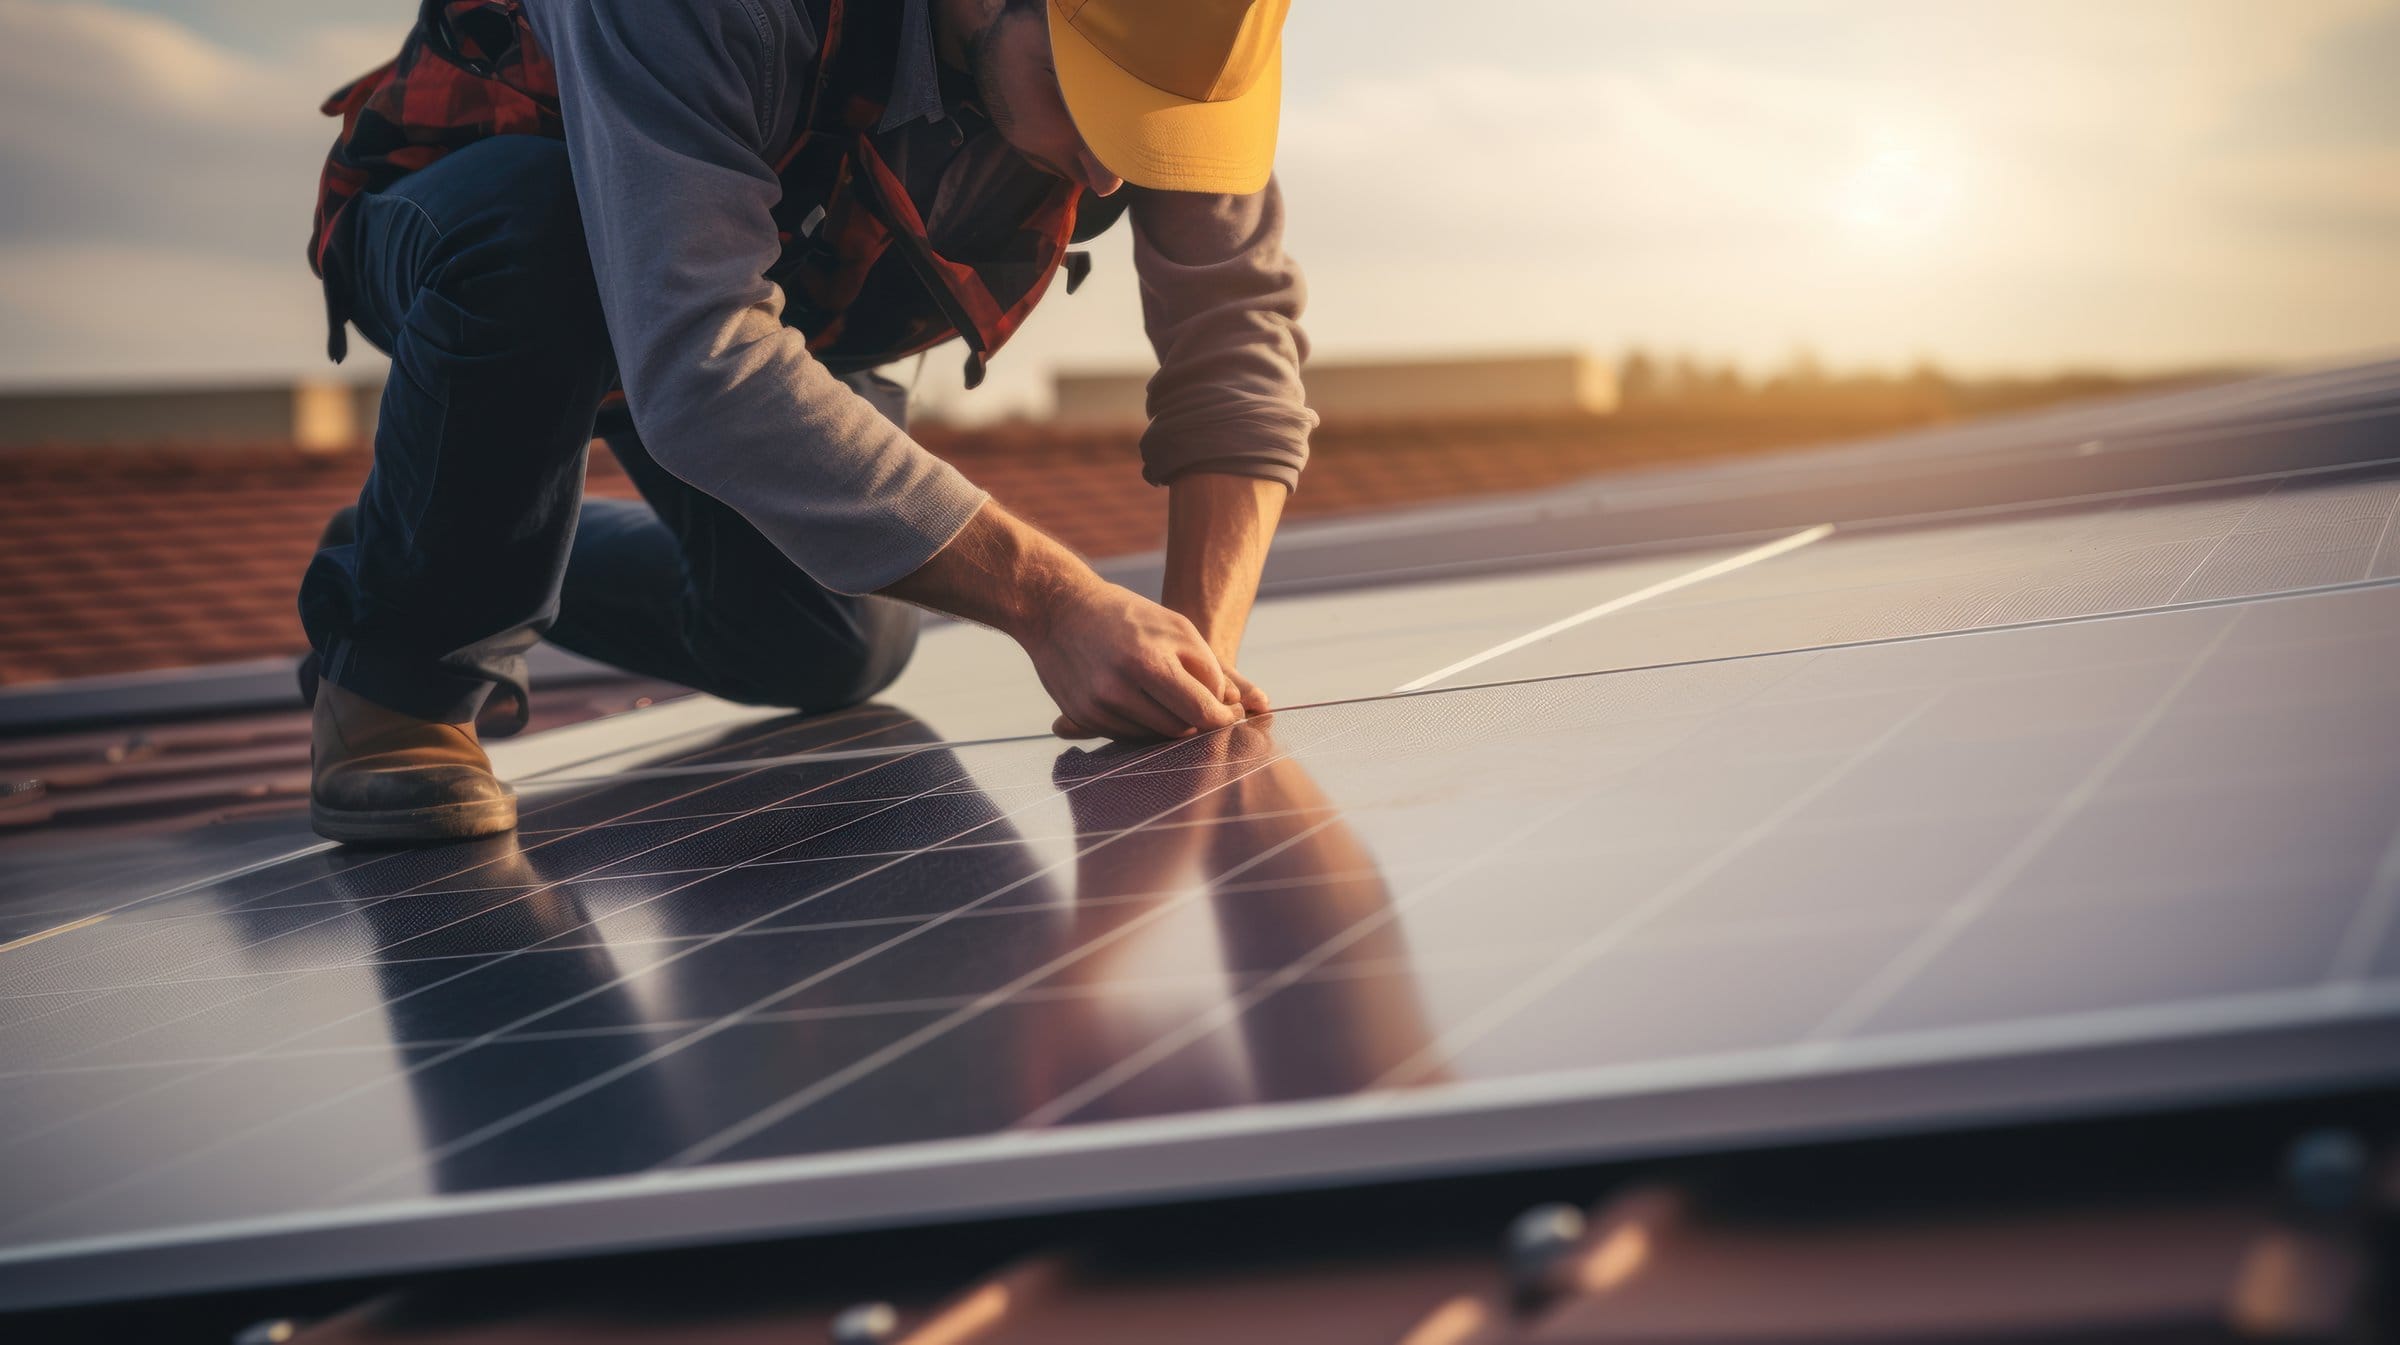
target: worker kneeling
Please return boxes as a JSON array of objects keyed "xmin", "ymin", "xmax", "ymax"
[{"xmin": 296, "ymin": 0, "xmax": 1312, "ymax": 844}]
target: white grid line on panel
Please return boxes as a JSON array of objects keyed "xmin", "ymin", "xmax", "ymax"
[
  {"xmin": 0, "ymin": 734, "xmax": 1021, "ymax": 1183},
  {"xmin": 1359, "ymin": 688, "xmax": 1946, "ymax": 1092},
  {"xmin": 2160, "ymin": 482, "xmax": 2285, "ymax": 606},
  {"xmin": 335, "ymin": 730, "xmax": 1354, "ymax": 1192},
  {"xmin": 2327, "ymin": 821, "xmax": 2400, "ymax": 992},
  {"xmin": 0, "ymin": 728, "xmax": 1211, "ymax": 1237},
  {"xmin": 2364, "ymin": 486, "xmax": 2400, "ymax": 583},
  {"xmin": 1393, "ymin": 525, "xmax": 1836, "ymax": 693},
  {"xmin": 0, "ymin": 728, "xmax": 966, "ymax": 1065},
  {"xmin": 1797, "ymin": 610, "xmax": 2249, "ymax": 1052},
  {"xmin": 707, "ymin": 644, "xmax": 1829, "ymax": 1153},
  {"xmin": 0, "ymin": 710, "xmax": 931, "ymax": 998}
]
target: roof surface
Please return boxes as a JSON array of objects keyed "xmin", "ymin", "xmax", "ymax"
[{"xmin": 0, "ymin": 410, "xmax": 1932, "ymax": 689}]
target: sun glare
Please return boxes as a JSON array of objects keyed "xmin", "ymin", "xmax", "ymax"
[{"xmin": 1837, "ymin": 132, "xmax": 1963, "ymax": 244}]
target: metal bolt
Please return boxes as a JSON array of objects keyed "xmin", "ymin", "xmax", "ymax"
[
  {"xmin": 830, "ymin": 1300, "xmax": 901, "ymax": 1344},
  {"xmin": 1504, "ymin": 1201, "xmax": 1587, "ymax": 1305}
]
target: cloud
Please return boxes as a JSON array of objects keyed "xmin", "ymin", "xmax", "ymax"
[
  {"xmin": 0, "ymin": 0, "xmax": 2393, "ymax": 400},
  {"xmin": 0, "ymin": 0, "xmax": 394, "ymax": 383},
  {"xmin": 0, "ymin": 241, "xmax": 335, "ymax": 385},
  {"xmin": 0, "ymin": 1, "xmax": 383, "ymax": 254}
]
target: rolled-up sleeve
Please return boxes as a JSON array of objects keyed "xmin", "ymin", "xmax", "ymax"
[
  {"xmin": 1128, "ymin": 177, "xmax": 1317, "ymax": 489},
  {"xmin": 524, "ymin": 0, "xmax": 986, "ymax": 594}
]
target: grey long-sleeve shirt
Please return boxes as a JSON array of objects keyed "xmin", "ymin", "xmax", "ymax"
[{"xmin": 520, "ymin": 0, "xmax": 1316, "ymax": 595}]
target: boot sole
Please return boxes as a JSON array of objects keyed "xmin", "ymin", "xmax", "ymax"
[{"xmin": 311, "ymin": 794, "xmax": 518, "ymax": 846}]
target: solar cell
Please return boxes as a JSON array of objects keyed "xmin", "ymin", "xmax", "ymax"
[{"xmin": 4, "ymin": 367, "xmax": 2400, "ymax": 1310}]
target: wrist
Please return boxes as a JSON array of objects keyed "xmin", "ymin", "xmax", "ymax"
[
  {"xmin": 1162, "ymin": 598, "xmax": 1243, "ymax": 674},
  {"xmin": 1004, "ymin": 543, "xmax": 1103, "ymax": 649},
  {"xmin": 880, "ymin": 498, "xmax": 1106, "ymax": 648},
  {"xmin": 1163, "ymin": 472, "xmax": 1283, "ymax": 667}
]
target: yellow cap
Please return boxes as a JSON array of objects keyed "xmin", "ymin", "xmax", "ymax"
[{"xmin": 1048, "ymin": 0, "xmax": 1288, "ymax": 195}]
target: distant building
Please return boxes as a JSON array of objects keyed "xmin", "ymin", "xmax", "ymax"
[
  {"xmin": 1052, "ymin": 351, "xmax": 1618, "ymax": 426},
  {"xmin": 0, "ymin": 376, "xmax": 386, "ymax": 453}
]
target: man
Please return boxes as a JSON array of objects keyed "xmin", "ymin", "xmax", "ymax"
[{"xmin": 298, "ymin": 0, "xmax": 1313, "ymax": 845}]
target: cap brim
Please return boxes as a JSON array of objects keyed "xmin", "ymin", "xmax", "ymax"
[{"xmin": 1049, "ymin": 5, "xmax": 1280, "ymax": 195}]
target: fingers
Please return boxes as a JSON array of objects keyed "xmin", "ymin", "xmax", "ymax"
[
  {"xmin": 1173, "ymin": 635, "xmax": 1231, "ymax": 696},
  {"xmin": 1062, "ymin": 673, "xmax": 1195, "ymax": 743},
  {"xmin": 1070, "ymin": 702, "xmax": 1156, "ymax": 741},
  {"xmin": 1164, "ymin": 630, "xmax": 1245, "ymax": 730},
  {"xmin": 1058, "ymin": 669, "xmax": 1234, "ymax": 744},
  {"xmin": 1228, "ymin": 669, "xmax": 1271, "ymax": 715},
  {"xmin": 1105, "ymin": 680, "xmax": 1196, "ymax": 739},
  {"xmin": 1043, "ymin": 671, "xmax": 1155, "ymax": 739},
  {"xmin": 1137, "ymin": 656, "xmax": 1239, "ymax": 733}
]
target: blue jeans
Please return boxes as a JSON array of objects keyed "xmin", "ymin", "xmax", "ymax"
[{"xmin": 300, "ymin": 137, "xmax": 919, "ymax": 727}]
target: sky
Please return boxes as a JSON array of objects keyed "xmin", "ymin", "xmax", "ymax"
[{"xmin": 1, "ymin": 0, "xmax": 2396, "ymax": 420}]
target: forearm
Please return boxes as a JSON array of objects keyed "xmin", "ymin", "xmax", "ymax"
[
  {"xmin": 876, "ymin": 497, "xmax": 1094, "ymax": 643},
  {"xmin": 1161, "ymin": 472, "xmax": 1287, "ymax": 664}
]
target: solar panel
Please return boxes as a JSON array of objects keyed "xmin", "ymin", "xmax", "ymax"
[{"xmin": 3, "ymin": 368, "xmax": 2399, "ymax": 1311}]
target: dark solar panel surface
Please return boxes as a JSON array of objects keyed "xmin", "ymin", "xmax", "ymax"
[
  {"xmin": 4, "ymin": 369, "xmax": 2400, "ymax": 1310},
  {"xmin": 1438, "ymin": 469, "xmax": 2400, "ymax": 687}
]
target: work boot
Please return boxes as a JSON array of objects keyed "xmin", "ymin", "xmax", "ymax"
[{"xmin": 310, "ymin": 682, "xmax": 517, "ymax": 845}]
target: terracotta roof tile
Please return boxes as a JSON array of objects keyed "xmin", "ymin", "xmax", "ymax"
[{"xmin": 0, "ymin": 408, "xmax": 1931, "ymax": 690}]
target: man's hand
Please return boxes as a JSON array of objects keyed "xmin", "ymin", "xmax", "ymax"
[
  {"xmin": 1220, "ymin": 666, "xmax": 1271, "ymax": 717},
  {"xmin": 1027, "ymin": 578, "xmax": 1238, "ymax": 740},
  {"xmin": 879, "ymin": 498, "xmax": 1238, "ymax": 741}
]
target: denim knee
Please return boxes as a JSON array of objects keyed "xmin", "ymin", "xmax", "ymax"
[
  {"xmin": 411, "ymin": 139, "xmax": 609, "ymax": 364},
  {"xmin": 691, "ymin": 598, "xmax": 921, "ymax": 713}
]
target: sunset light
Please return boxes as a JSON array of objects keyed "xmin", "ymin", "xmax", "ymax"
[
  {"xmin": 1837, "ymin": 132, "xmax": 1964, "ymax": 244},
  {"xmin": 3, "ymin": 0, "xmax": 2399, "ymax": 1335}
]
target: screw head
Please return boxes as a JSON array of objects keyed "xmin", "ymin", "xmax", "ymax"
[{"xmin": 1504, "ymin": 1201, "xmax": 1588, "ymax": 1295}]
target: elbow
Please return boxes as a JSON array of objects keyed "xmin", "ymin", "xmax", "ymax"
[
  {"xmin": 609, "ymin": 342, "xmax": 744, "ymax": 495},
  {"xmin": 602, "ymin": 301, "xmax": 798, "ymax": 493},
  {"xmin": 616, "ymin": 395, "xmax": 715, "ymax": 491}
]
